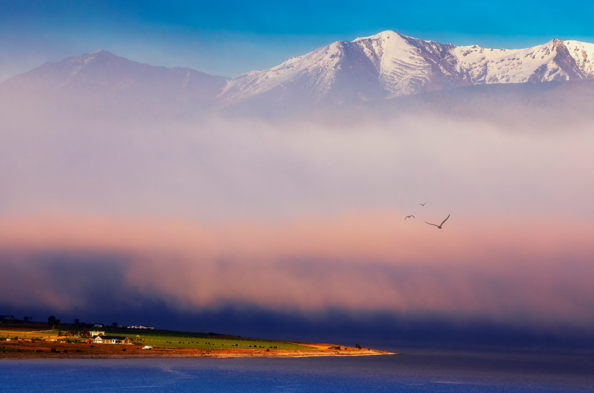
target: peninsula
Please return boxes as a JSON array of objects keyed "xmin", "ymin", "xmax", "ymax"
[{"xmin": 0, "ymin": 321, "xmax": 393, "ymax": 359}]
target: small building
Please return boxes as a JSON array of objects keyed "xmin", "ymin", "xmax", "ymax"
[
  {"xmin": 93, "ymin": 323, "xmax": 104, "ymax": 328},
  {"xmin": 0, "ymin": 315, "xmax": 15, "ymax": 323},
  {"xmin": 93, "ymin": 335, "xmax": 130, "ymax": 345}
]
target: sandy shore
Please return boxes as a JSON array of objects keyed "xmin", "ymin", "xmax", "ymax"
[{"xmin": 0, "ymin": 341, "xmax": 395, "ymax": 360}]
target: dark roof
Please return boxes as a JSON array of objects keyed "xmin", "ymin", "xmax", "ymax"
[{"xmin": 97, "ymin": 336, "xmax": 128, "ymax": 340}]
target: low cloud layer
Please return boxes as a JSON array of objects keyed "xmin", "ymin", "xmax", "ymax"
[{"xmin": 2, "ymin": 115, "xmax": 594, "ymax": 220}]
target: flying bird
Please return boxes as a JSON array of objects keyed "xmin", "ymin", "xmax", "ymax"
[
  {"xmin": 419, "ymin": 202, "xmax": 427, "ymax": 206},
  {"xmin": 405, "ymin": 215, "xmax": 415, "ymax": 220},
  {"xmin": 425, "ymin": 214, "xmax": 450, "ymax": 229}
]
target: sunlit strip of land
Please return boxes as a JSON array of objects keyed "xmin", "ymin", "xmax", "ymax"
[{"xmin": 0, "ymin": 324, "xmax": 393, "ymax": 359}]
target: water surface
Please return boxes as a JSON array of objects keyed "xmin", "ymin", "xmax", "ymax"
[{"xmin": 1, "ymin": 347, "xmax": 593, "ymax": 392}]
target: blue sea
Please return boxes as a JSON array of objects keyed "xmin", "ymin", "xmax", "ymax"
[{"xmin": 1, "ymin": 347, "xmax": 593, "ymax": 392}]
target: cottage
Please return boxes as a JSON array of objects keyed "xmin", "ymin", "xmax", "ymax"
[{"xmin": 93, "ymin": 335, "xmax": 130, "ymax": 344}]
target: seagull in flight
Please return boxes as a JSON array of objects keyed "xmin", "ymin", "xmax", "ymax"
[
  {"xmin": 419, "ymin": 202, "xmax": 427, "ymax": 206},
  {"xmin": 425, "ymin": 214, "xmax": 450, "ymax": 229},
  {"xmin": 405, "ymin": 215, "xmax": 415, "ymax": 220}
]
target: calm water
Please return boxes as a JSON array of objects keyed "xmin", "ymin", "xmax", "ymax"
[{"xmin": 1, "ymin": 347, "xmax": 593, "ymax": 392}]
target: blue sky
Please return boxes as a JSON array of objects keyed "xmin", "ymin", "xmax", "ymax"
[{"xmin": 2, "ymin": 0, "xmax": 594, "ymax": 80}]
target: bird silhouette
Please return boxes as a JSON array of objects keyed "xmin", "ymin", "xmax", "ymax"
[
  {"xmin": 405, "ymin": 215, "xmax": 415, "ymax": 220},
  {"xmin": 419, "ymin": 202, "xmax": 427, "ymax": 206},
  {"xmin": 425, "ymin": 214, "xmax": 450, "ymax": 229}
]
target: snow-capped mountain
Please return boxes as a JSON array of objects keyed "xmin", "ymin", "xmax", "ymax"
[
  {"xmin": 218, "ymin": 31, "xmax": 469, "ymax": 107},
  {"xmin": 219, "ymin": 31, "xmax": 594, "ymax": 108}
]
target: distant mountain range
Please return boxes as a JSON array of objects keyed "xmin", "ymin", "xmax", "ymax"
[{"xmin": 2, "ymin": 30, "xmax": 594, "ymax": 120}]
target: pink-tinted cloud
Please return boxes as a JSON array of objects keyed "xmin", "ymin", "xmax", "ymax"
[{"xmin": 1, "ymin": 212, "xmax": 593, "ymax": 328}]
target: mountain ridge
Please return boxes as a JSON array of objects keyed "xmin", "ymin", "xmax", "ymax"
[{"xmin": 2, "ymin": 31, "xmax": 594, "ymax": 119}]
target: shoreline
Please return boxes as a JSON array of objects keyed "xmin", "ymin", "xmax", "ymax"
[
  {"xmin": 1, "ymin": 350, "xmax": 395, "ymax": 360},
  {"xmin": 0, "ymin": 341, "xmax": 395, "ymax": 360}
]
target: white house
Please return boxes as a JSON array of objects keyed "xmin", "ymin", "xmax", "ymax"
[
  {"xmin": 93, "ymin": 335, "xmax": 130, "ymax": 344},
  {"xmin": 127, "ymin": 325, "xmax": 154, "ymax": 330}
]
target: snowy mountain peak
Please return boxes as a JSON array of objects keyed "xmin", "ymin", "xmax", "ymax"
[
  {"xmin": 218, "ymin": 31, "xmax": 465, "ymax": 107},
  {"xmin": 353, "ymin": 30, "xmax": 405, "ymax": 42},
  {"xmin": 452, "ymin": 38, "xmax": 586, "ymax": 84}
]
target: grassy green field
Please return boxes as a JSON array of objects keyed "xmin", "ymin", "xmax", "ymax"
[
  {"xmin": 111, "ymin": 329, "xmax": 313, "ymax": 350},
  {"xmin": 0, "ymin": 325, "xmax": 315, "ymax": 351}
]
